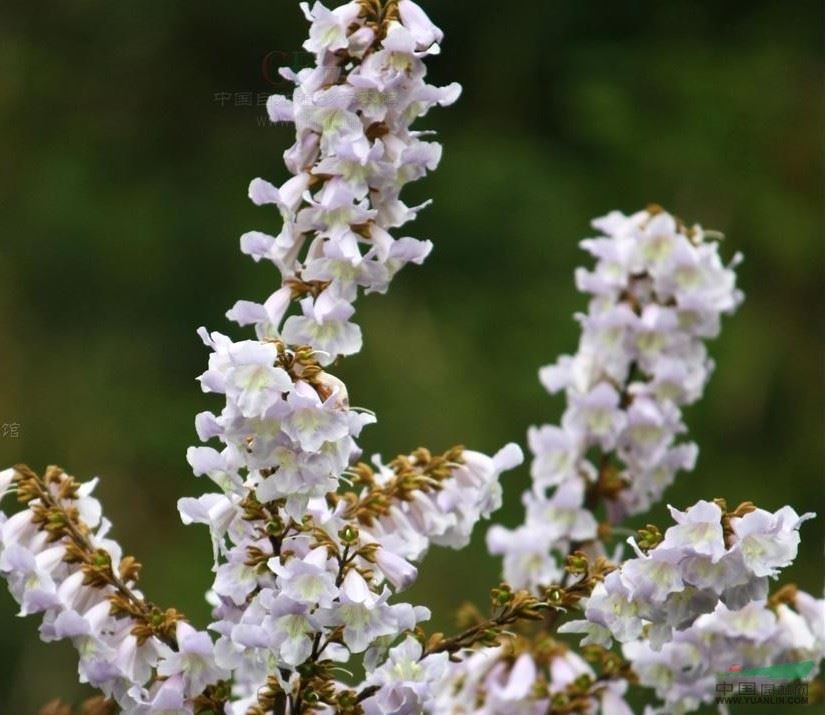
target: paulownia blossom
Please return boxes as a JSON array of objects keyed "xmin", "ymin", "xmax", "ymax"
[
  {"xmin": 0, "ymin": 3, "xmax": 822, "ymax": 715},
  {"xmin": 489, "ymin": 207, "xmax": 746, "ymax": 595},
  {"xmin": 231, "ymin": 0, "xmax": 461, "ymax": 363},
  {"xmin": 444, "ymin": 210, "xmax": 823, "ymax": 715},
  {"xmin": 0, "ymin": 2, "xmax": 522, "ymax": 713}
]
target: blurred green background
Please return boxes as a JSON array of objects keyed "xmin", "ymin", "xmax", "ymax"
[{"xmin": 0, "ymin": 0, "xmax": 822, "ymax": 711}]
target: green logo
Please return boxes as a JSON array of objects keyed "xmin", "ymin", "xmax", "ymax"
[{"xmin": 718, "ymin": 661, "xmax": 816, "ymax": 681}]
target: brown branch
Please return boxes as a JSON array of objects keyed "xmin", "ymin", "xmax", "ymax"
[{"xmin": 423, "ymin": 586, "xmax": 551, "ymax": 657}]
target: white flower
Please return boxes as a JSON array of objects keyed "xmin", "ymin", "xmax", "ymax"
[
  {"xmin": 563, "ymin": 383, "xmax": 627, "ymax": 450},
  {"xmin": 527, "ymin": 425, "xmax": 581, "ymax": 490},
  {"xmin": 581, "ymin": 573, "xmax": 644, "ymax": 643},
  {"xmin": 157, "ymin": 622, "xmax": 228, "ymax": 698},
  {"xmin": 486, "ymin": 524, "xmax": 561, "ymax": 591},
  {"xmin": 319, "ymin": 570, "xmax": 398, "ymax": 653},
  {"xmin": 282, "ymin": 293, "xmax": 363, "ymax": 364},
  {"xmin": 279, "ymin": 380, "xmax": 352, "ymax": 452},
  {"xmin": 620, "ymin": 552, "xmax": 685, "ymax": 603},
  {"xmin": 269, "ymin": 546, "xmax": 339, "ymax": 608},
  {"xmin": 374, "ymin": 547, "xmax": 418, "ymax": 592},
  {"xmin": 660, "ymin": 500, "xmax": 726, "ymax": 562},
  {"xmin": 300, "ymin": 1, "xmax": 362, "ymax": 57},
  {"xmin": 361, "ymin": 636, "xmax": 448, "ymax": 715},
  {"xmin": 729, "ymin": 506, "xmax": 814, "ymax": 578},
  {"xmin": 525, "ymin": 478, "xmax": 598, "ymax": 544}
]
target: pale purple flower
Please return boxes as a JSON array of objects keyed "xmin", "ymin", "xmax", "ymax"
[
  {"xmin": 523, "ymin": 479, "xmax": 598, "ymax": 544},
  {"xmin": 157, "ymin": 622, "xmax": 228, "ymax": 697},
  {"xmin": 361, "ymin": 636, "xmax": 448, "ymax": 715},
  {"xmin": 230, "ymin": 590, "xmax": 320, "ymax": 667},
  {"xmin": 0, "ymin": 543, "xmax": 63, "ymax": 616},
  {"xmin": 374, "ymin": 547, "xmax": 418, "ymax": 592},
  {"xmin": 620, "ymin": 552, "xmax": 685, "ymax": 603},
  {"xmin": 547, "ymin": 650, "xmax": 593, "ymax": 693},
  {"xmin": 484, "ymin": 653, "xmax": 546, "ymax": 714},
  {"xmin": 581, "ymin": 572, "xmax": 644, "ymax": 643},
  {"xmin": 127, "ymin": 674, "xmax": 188, "ymax": 714},
  {"xmin": 486, "ymin": 525, "xmax": 561, "ymax": 591},
  {"xmin": 279, "ymin": 380, "xmax": 352, "ymax": 452},
  {"xmin": 300, "ymin": 1, "xmax": 362, "ymax": 57},
  {"xmin": 398, "ymin": 1, "xmax": 444, "ymax": 50},
  {"xmin": 213, "ymin": 543, "xmax": 270, "ymax": 606},
  {"xmin": 186, "ymin": 446, "xmax": 243, "ymax": 493},
  {"xmin": 660, "ymin": 500, "xmax": 726, "ymax": 562},
  {"xmin": 281, "ymin": 293, "xmax": 363, "ymax": 362},
  {"xmin": 729, "ymin": 506, "xmax": 814, "ymax": 578},
  {"xmin": 269, "ymin": 546, "xmax": 339, "ymax": 608},
  {"xmin": 527, "ymin": 425, "xmax": 581, "ymax": 490},
  {"xmin": 563, "ymin": 383, "xmax": 627, "ymax": 450},
  {"xmin": 316, "ymin": 570, "xmax": 421, "ymax": 653}
]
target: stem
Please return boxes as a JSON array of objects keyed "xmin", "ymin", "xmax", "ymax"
[{"xmin": 424, "ymin": 601, "xmax": 549, "ymax": 657}]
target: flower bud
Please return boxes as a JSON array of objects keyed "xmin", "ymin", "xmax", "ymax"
[{"xmin": 374, "ymin": 547, "xmax": 418, "ymax": 591}]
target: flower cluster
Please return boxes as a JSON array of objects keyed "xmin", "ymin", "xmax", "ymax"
[
  {"xmin": 625, "ymin": 590, "xmax": 824, "ymax": 714},
  {"xmin": 183, "ymin": 492, "xmax": 433, "ymax": 709},
  {"xmin": 488, "ymin": 207, "xmax": 744, "ymax": 594},
  {"xmin": 559, "ymin": 499, "xmax": 815, "ymax": 649},
  {"xmin": 189, "ymin": 334, "xmax": 374, "ymax": 512},
  {"xmin": 0, "ymin": 3, "xmax": 524, "ymax": 713},
  {"xmin": 1, "ymin": 3, "xmax": 823, "ymax": 714},
  {"xmin": 0, "ymin": 466, "xmax": 227, "ymax": 712},
  {"xmin": 231, "ymin": 0, "xmax": 461, "ymax": 363},
  {"xmin": 429, "ymin": 643, "xmax": 634, "ymax": 715},
  {"xmin": 343, "ymin": 444, "xmax": 524, "ymax": 562},
  {"xmin": 180, "ymin": 440, "xmax": 521, "ymax": 710},
  {"xmin": 548, "ymin": 499, "xmax": 823, "ymax": 713},
  {"xmin": 547, "ymin": 207, "xmax": 743, "ymax": 518},
  {"xmin": 476, "ymin": 208, "xmax": 822, "ymax": 715},
  {"xmin": 174, "ymin": 2, "xmax": 523, "ymax": 711}
]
